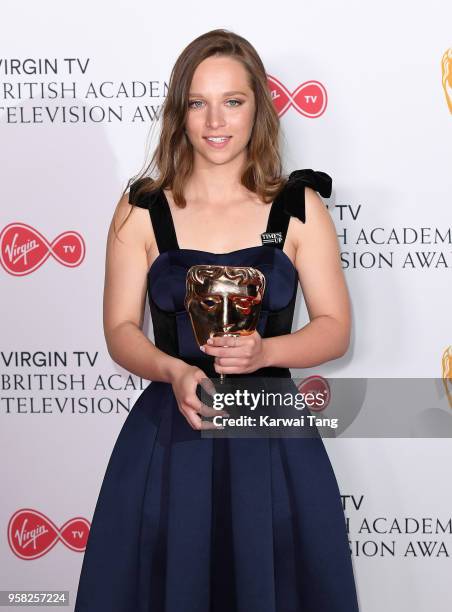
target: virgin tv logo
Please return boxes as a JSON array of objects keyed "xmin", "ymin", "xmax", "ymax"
[
  {"xmin": 8, "ymin": 508, "xmax": 90, "ymax": 559},
  {"xmin": 0, "ymin": 222, "xmax": 85, "ymax": 276},
  {"xmin": 267, "ymin": 75, "xmax": 328, "ymax": 118},
  {"xmin": 296, "ymin": 375, "xmax": 331, "ymax": 412}
]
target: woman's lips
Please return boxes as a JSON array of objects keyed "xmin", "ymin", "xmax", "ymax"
[{"xmin": 203, "ymin": 136, "xmax": 232, "ymax": 149}]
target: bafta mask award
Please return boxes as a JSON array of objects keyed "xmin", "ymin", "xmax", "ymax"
[
  {"xmin": 185, "ymin": 265, "xmax": 266, "ymax": 384},
  {"xmin": 442, "ymin": 345, "xmax": 452, "ymax": 409},
  {"xmin": 442, "ymin": 47, "xmax": 452, "ymax": 114}
]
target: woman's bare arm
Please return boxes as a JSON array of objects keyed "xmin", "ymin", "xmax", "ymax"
[
  {"xmin": 103, "ymin": 193, "xmax": 188, "ymax": 383},
  {"xmin": 261, "ymin": 187, "xmax": 351, "ymax": 369}
]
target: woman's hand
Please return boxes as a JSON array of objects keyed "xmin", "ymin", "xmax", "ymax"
[
  {"xmin": 200, "ymin": 330, "xmax": 269, "ymax": 375},
  {"xmin": 170, "ymin": 363, "xmax": 228, "ymax": 430}
]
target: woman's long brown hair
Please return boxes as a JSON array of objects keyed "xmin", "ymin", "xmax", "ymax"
[{"xmin": 114, "ymin": 28, "xmax": 287, "ymax": 237}]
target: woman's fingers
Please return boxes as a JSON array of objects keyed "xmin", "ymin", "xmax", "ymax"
[
  {"xmin": 184, "ymin": 394, "xmax": 228, "ymax": 430},
  {"xmin": 197, "ymin": 374, "xmax": 217, "ymax": 397},
  {"xmin": 195, "ymin": 397, "xmax": 226, "ymax": 418},
  {"xmin": 184, "ymin": 406, "xmax": 225, "ymax": 430},
  {"xmin": 174, "ymin": 366, "xmax": 229, "ymax": 430}
]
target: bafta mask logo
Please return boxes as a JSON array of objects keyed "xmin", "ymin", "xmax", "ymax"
[
  {"xmin": 441, "ymin": 48, "xmax": 452, "ymax": 114},
  {"xmin": 185, "ymin": 265, "xmax": 266, "ymax": 347},
  {"xmin": 441, "ymin": 345, "xmax": 452, "ymax": 409}
]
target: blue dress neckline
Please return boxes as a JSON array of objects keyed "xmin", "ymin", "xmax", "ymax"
[{"xmin": 147, "ymin": 245, "xmax": 297, "ymax": 277}]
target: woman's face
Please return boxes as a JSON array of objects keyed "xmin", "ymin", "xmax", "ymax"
[{"xmin": 185, "ymin": 55, "xmax": 256, "ymax": 167}]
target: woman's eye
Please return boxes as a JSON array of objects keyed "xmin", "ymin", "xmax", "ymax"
[
  {"xmin": 188, "ymin": 100, "xmax": 203, "ymax": 109},
  {"xmin": 188, "ymin": 99, "xmax": 243, "ymax": 109}
]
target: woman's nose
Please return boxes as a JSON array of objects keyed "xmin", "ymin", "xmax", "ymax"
[{"xmin": 206, "ymin": 106, "xmax": 226, "ymax": 128}]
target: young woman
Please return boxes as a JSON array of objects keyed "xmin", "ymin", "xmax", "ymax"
[{"xmin": 75, "ymin": 28, "xmax": 360, "ymax": 612}]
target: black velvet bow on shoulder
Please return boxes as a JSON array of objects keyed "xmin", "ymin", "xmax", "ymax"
[
  {"xmin": 280, "ymin": 168, "xmax": 333, "ymax": 223},
  {"xmin": 129, "ymin": 169, "xmax": 333, "ymax": 221}
]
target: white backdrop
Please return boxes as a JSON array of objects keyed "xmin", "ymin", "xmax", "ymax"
[{"xmin": 1, "ymin": 1, "xmax": 452, "ymax": 610}]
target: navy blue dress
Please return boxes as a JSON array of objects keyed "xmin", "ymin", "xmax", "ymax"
[{"xmin": 74, "ymin": 169, "xmax": 360, "ymax": 612}]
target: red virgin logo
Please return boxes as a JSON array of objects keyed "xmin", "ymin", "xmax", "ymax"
[
  {"xmin": 267, "ymin": 75, "xmax": 328, "ymax": 118},
  {"xmin": 0, "ymin": 222, "xmax": 85, "ymax": 276},
  {"xmin": 297, "ymin": 375, "xmax": 331, "ymax": 412},
  {"xmin": 8, "ymin": 508, "xmax": 90, "ymax": 559}
]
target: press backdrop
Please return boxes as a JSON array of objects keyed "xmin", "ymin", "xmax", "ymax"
[{"xmin": 1, "ymin": 1, "xmax": 452, "ymax": 610}]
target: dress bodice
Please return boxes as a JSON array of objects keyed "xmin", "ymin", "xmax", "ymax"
[{"xmin": 128, "ymin": 169, "xmax": 332, "ymax": 378}]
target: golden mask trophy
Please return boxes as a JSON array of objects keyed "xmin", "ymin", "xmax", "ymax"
[
  {"xmin": 442, "ymin": 47, "xmax": 452, "ymax": 114},
  {"xmin": 441, "ymin": 345, "xmax": 452, "ymax": 410},
  {"xmin": 185, "ymin": 265, "xmax": 266, "ymax": 384}
]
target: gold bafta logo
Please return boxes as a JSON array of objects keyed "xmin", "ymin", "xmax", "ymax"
[
  {"xmin": 185, "ymin": 264, "xmax": 266, "ymax": 383},
  {"xmin": 441, "ymin": 345, "xmax": 452, "ymax": 409},
  {"xmin": 441, "ymin": 48, "xmax": 452, "ymax": 113}
]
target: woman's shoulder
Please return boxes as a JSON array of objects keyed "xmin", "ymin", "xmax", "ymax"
[
  {"xmin": 283, "ymin": 169, "xmax": 337, "ymax": 270},
  {"xmin": 126, "ymin": 169, "xmax": 333, "ymax": 220}
]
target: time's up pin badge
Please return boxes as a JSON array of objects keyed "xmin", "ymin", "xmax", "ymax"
[{"xmin": 260, "ymin": 231, "xmax": 283, "ymax": 245}]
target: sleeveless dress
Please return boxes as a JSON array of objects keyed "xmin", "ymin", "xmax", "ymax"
[{"xmin": 74, "ymin": 169, "xmax": 360, "ymax": 612}]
